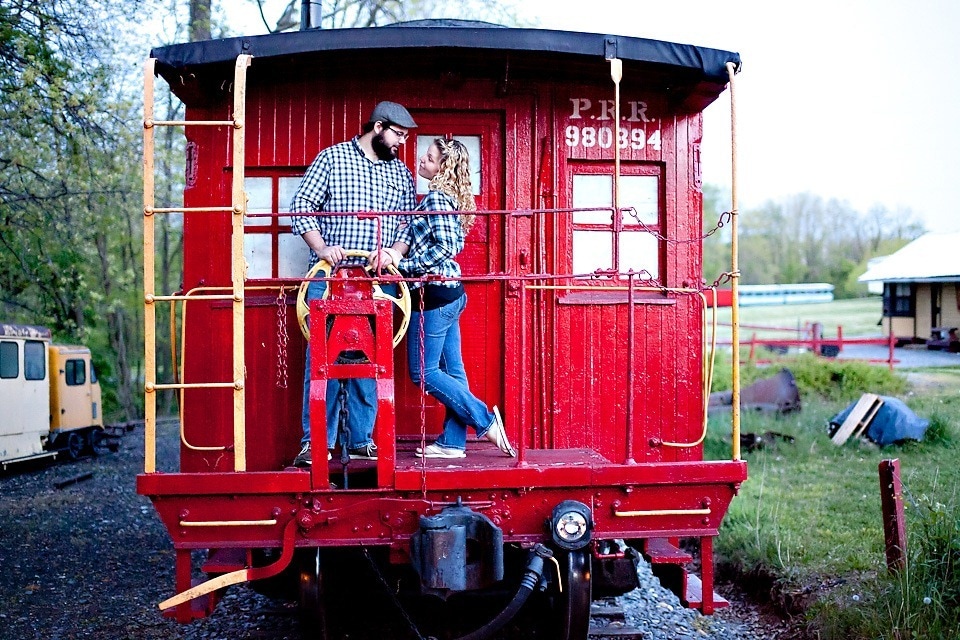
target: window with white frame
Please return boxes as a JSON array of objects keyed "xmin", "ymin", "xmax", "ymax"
[
  {"xmin": 415, "ymin": 135, "xmax": 482, "ymax": 197},
  {"xmin": 244, "ymin": 174, "xmax": 311, "ymax": 279},
  {"xmin": 570, "ymin": 166, "xmax": 661, "ymax": 280}
]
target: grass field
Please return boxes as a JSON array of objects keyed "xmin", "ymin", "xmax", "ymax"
[{"xmin": 705, "ymin": 354, "xmax": 960, "ymax": 638}]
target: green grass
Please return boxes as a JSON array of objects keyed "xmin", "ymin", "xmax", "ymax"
[{"xmin": 705, "ymin": 359, "xmax": 960, "ymax": 638}]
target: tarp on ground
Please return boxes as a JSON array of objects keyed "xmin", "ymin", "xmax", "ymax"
[{"xmin": 829, "ymin": 396, "xmax": 930, "ymax": 446}]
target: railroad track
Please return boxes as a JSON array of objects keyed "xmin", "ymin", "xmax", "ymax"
[{"xmin": 589, "ymin": 598, "xmax": 645, "ymax": 640}]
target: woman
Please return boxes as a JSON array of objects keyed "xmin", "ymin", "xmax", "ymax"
[{"xmin": 398, "ymin": 138, "xmax": 515, "ymax": 459}]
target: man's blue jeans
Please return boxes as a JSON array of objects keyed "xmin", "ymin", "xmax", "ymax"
[
  {"xmin": 407, "ymin": 292, "xmax": 494, "ymax": 450},
  {"xmin": 300, "ymin": 279, "xmax": 377, "ymax": 449}
]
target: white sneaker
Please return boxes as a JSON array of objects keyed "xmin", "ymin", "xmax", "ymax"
[
  {"xmin": 416, "ymin": 443, "xmax": 466, "ymax": 459},
  {"xmin": 485, "ymin": 406, "xmax": 516, "ymax": 457}
]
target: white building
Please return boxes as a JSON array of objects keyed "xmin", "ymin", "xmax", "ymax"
[{"xmin": 858, "ymin": 232, "xmax": 960, "ymax": 345}]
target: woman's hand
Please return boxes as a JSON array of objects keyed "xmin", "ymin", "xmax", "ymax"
[{"xmin": 368, "ymin": 247, "xmax": 403, "ymax": 270}]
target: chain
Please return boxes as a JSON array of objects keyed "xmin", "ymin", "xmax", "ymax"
[
  {"xmin": 621, "ymin": 207, "xmax": 733, "ymax": 244},
  {"xmin": 334, "ymin": 382, "xmax": 352, "ymax": 487},
  {"xmin": 361, "ymin": 547, "xmax": 432, "ymax": 640},
  {"xmin": 275, "ymin": 286, "xmax": 289, "ymax": 389},
  {"xmin": 417, "ymin": 285, "xmax": 427, "ymax": 497},
  {"xmin": 709, "ymin": 270, "xmax": 740, "ymax": 289}
]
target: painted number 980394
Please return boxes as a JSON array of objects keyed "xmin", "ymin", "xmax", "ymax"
[
  {"xmin": 564, "ymin": 125, "xmax": 661, "ymax": 150},
  {"xmin": 565, "ymin": 98, "xmax": 661, "ymax": 151}
]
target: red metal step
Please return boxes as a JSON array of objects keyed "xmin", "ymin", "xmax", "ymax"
[{"xmin": 642, "ymin": 537, "xmax": 692, "ymax": 564}]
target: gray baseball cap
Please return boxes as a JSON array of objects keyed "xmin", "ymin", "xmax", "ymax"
[{"xmin": 367, "ymin": 101, "xmax": 418, "ymax": 128}]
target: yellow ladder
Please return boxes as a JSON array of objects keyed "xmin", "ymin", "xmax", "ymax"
[{"xmin": 142, "ymin": 54, "xmax": 252, "ymax": 473}]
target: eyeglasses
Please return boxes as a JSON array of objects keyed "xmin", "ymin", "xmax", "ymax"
[{"xmin": 385, "ymin": 125, "xmax": 410, "ymax": 142}]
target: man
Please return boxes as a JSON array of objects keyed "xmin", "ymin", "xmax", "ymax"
[{"xmin": 289, "ymin": 101, "xmax": 417, "ymax": 467}]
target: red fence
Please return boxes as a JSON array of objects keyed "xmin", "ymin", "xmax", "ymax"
[{"xmin": 717, "ymin": 322, "xmax": 897, "ymax": 370}]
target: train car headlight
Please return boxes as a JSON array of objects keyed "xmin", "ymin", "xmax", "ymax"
[{"xmin": 549, "ymin": 500, "xmax": 593, "ymax": 550}]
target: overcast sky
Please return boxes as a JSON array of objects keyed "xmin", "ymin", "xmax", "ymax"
[{"xmin": 233, "ymin": 0, "xmax": 960, "ymax": 233}]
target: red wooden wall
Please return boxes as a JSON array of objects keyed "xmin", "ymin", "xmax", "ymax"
[{"xmin": 176, "ymin": 54, "xmax": 709, "ymax": 472}]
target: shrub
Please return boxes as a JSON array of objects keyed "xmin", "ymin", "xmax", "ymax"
[{"xmin": 709, "ymin": 351, "xmax": 906, "ymax": 402}]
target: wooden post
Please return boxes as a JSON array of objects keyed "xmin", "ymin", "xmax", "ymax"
[
  {"xmin": 879, "ymin": 459, "xmax": 907, "ymax": 572},
  {"xmin": 888, "ymin": 326, "xmax": 896, "ymax": 371}
]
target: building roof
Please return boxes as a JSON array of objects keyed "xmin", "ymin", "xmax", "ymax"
[{"xmin": 858, "ymin": 232, "xmax": 960, "ymax": 283}]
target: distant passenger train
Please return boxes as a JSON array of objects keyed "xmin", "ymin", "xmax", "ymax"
[
  {"xmin": 706, "ymin": 283, "xmax": 835, "ymax": 307},
  {"xmin": 0, "ymin": 323, "xmax": 107, "ymax": 467}
]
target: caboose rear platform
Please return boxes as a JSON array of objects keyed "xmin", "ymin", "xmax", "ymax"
[{"xmin": 139, "ymin": 448, "xmax": 745, "ymax": 622}]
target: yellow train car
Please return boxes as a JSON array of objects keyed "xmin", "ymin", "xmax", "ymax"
[
  {"xmin": 48, "ymin": 343, "xmax": 104, "ymax": 457},
  {"xmin": 0, "ymin": 323, "xmax": 106, "ymax": 467}
]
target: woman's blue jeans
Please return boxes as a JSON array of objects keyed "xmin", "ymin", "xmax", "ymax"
[
  {"xmin": 407, "ymin": 293, "xmax": 494, "ymax": 450},
  {"xmin": 301, "ymin": 279, "xmax": 377, "ymax": 449}
]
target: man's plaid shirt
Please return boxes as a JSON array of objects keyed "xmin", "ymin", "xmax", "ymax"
[
  {"xmin": 401, "ymin": 190, "xmax": 465, "ymax": 289},
  {"xmin": 290, "ymin": 137, "xmax": 416, "ymax": 269}
]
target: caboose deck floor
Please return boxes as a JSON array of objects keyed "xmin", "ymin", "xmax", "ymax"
[
  {"xmin": 138, "ymin": 448, "xmax": 746, "ymax": 495},
  {"xmin": 392, "ymin": 444, "xmax": 608, "ymax": 490}
]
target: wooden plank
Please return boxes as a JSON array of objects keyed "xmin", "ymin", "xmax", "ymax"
[
  {"xmin": 831, "ymin": 394, "xmax": 883, "ymax": 445},
  {"xmin": 851, "ymin": 399, "xmax": 884, "ymax": 439}
]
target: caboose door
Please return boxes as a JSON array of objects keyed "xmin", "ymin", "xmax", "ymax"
[{"xmin": 394, "ymin": 112, "xmax": 505, "ymax": 438}]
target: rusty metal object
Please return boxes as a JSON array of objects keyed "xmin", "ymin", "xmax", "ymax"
[{"xmin": 709, "ymin": 368, "xmax": 801, "ymax": 414}]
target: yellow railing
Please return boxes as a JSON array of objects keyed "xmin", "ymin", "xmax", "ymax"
[{"xmin": 142, "ymin": 54, "xmax": 252, "ymax": 473}]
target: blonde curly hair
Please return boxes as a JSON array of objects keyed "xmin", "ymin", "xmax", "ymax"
[{"xmin": 428, "ymin": 138, "xmax": 476, "ymax": 232}]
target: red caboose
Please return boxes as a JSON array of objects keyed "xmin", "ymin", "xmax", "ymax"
[{"xmin": 139, "ymin": 19, "xmax": 747, "ymax": 638}]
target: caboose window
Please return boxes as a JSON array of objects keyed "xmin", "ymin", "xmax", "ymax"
[
  {"xmin": 23, "ymin": 341, "xmax": 45, "ymax": 381},
  {"xmin": 415, "ymin": 135, "xmax": 481, "ymax": 196},
  {"xmin": 0, "ymin": 341, "xmax": 18, "ymax": 379},
  {"xmin": 244, "ymin": 174, "xmax": 311, "ymax": 280},
  {"xmin": 570, "ymin": 168, "xmax": 661, "ymax": 280}
]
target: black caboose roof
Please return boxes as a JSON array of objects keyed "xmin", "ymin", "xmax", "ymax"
[{"xmin": 151, "ymin": 20, "xmax": 740, "ymax": 110}]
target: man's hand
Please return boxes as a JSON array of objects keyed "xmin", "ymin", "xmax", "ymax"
[{"xmin": 317, "ymin": 245, "xmax": 346, "ymax": 265}]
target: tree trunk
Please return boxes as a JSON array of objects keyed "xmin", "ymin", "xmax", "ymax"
[{"xmin": 190, "ymin": 0, "xmax": 212, "ymax": 41}]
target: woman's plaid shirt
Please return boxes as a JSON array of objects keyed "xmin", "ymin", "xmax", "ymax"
[
  {"xmin": 401, "ymin": 190, "xmax": 465, "ymax": 289},
  {"xmin": 289, "ymin": 137, "xmax": 416, "ymax": 268}
]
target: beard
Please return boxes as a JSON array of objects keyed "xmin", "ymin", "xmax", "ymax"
[{"xmin": 371, "ymin": 131, "xmax": 398, "ymax": 161}]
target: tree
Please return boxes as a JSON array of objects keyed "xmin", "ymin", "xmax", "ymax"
[
  {"xmin": 0, "ymin": 0, "xmax": 148, "ymax": 419},
  {"xmin": 732, "ymin": 192, "xmax": 926, "ymax": 297},
  {"xmin": 245, "ymin": 0, "xmax": 525, "ymax": 33},
  {"xmin": 701, "ymin": 182, "xmax": 732, "ymax": 285}
]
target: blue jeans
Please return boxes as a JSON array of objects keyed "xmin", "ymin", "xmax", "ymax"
[
  {"xmin": 300, "ymin": 279, "xmax": 380, "ymax": 449},
  {"xmin": 407, "ymin": 293, "xmax": 494, "ymax": 450}
]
